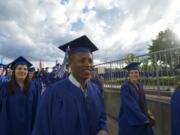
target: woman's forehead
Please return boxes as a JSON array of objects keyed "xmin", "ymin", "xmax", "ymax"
[
  {"xmin": 129, "ymin": 69, "xmax": 139, "ymax": 72},
  {"xmin": 16, "ymin": 64, "xmax": 28, "ymax": 68}
]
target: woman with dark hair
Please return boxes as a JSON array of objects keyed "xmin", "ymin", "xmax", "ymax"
[
  {"xmin": 0, "ymin": 56, "xmax": 38, "ymax": 135},
  {"xmin": 118, "ymin": 62, "xmax": 154, "ymax": 135}
]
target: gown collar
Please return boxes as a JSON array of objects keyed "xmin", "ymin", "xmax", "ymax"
[
  {"xmin": 69, "ymin": 74, "xmax": 81, "ymax": 88},
  {"xmin": 68, "ymin": 74, "xmax": 88, "ymax": 96}
]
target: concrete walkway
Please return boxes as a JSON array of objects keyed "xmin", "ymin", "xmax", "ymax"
[{"xmin": 107, "ymin": 116, "xmax": 118, "ymax": 135}]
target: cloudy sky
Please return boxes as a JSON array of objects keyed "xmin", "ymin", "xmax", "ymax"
[{"xmin": 0, "ymin": 0, "xmax": 180, "ymax": 68}]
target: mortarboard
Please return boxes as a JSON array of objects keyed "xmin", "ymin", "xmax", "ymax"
[
  {"xmin": 0, "ymin": 64, "xmax": 6, "ymax": 69},
  {"xmin": 123, "ymin": 62, "xmax": 141, "ymax": 72},
  {"xmin": 58, "ymin": 35, "xmax": 98, "ymax": 55},
  {"xmin": 29, "ymin": 67, "xmax": 35, "ymax": 72},
  {"xmin": 10, "ymin": 56, "xmax": 32, "ymax": 70},
  {"xmin": 6, "ymin": 62, "xmax": 12, "ymax": 68}
]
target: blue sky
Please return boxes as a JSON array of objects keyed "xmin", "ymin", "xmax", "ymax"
[{"xmin": 0, "ymin": 0, "xmax": 180, "ymax": 68}]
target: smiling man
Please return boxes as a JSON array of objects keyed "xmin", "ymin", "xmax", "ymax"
[{"xmin": 32, "ymin": 35, "xmax": 108, "ymax": 135}]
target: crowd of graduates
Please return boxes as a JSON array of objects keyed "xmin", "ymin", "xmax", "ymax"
[
  {"xmin": 0, "ymin": 35, "xmax": 108, "ymax": 135},
  {"xmin": 0, "ymin": 35, "xmax": 179, "ymax": 135},
  {"xmin": 0, "ymin": 62, "xmax": 72, "ymax": 92},
  {"xmin": 98, "ymin": 67, "xmax": 176, "ymax": 82}
]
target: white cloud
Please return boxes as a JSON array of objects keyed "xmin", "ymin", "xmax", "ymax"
[{"xmin": 0, "ymin": 0, "xmax": 180, "ymax": 67}]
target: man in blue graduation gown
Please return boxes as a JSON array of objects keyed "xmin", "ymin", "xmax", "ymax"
[
  {"xmin": 48, "ymin": 66, "xmax": 59, "ymax": 84},
  {"xmin": 32, "ymin": 35, "xmax": 108, "ymax": 135}
]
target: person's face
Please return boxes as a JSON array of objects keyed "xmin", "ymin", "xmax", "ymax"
[
  {"xmin": 0, "ymin": 67, "xmax": 3, "ymax": 75},
  {"xmin": 28, "ymin": 71, "xmax": 34, "ymax": 80},
  {"xmin": 128, "ymin": 69, "xmax": 140, "ymax": 82},
  {"xmin": 45, "ymin": 68, "xmax": 48, "ymax": 72},
  {"xmin": 15, "ymin": 65, "xmax": 28, "ymax": 80},
  {"xmin": 7, "ymin": 68, "xmax": 13, "ymax": 77},
  {"xmin": 69, "ymin": 52, "xmax": 93, "ymax": 81},
  {"xmin": 90, "ymin": 71, "xmax": 96, "ymax": 79}
]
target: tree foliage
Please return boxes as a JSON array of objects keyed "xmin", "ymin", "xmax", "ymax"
[
  {"xmin": 123, "ymin": 53, "xmax": 137, "ymax": 64},
  {"xmin": 148, "ymin": 29, "xmax": 180, "ymax": 67},
  {"xmin": 148, "ymin": 29, "xmax": 180, "ymax": 52}
]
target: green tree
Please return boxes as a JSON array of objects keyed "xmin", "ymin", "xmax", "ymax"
[
  {"xmin": 148, "ymin": 29, "xmax": 179, "ymax": 52},
  {"xmin": 123, "ymin": 53, "xmax": 137, "ymax": 64},
  {"xmin": 148, "ymin": 29, "xmax": 180, "ymax": 68}
]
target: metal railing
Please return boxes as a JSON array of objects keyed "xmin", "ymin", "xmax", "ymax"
[{"xmin": 95, "ymin": 47, "xmax": 180, "ymax": 91}]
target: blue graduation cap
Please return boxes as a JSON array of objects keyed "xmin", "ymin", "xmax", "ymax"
[
  {"xmin": 0, "ymin": 64, "xmax": 6, "ymax": 69},
  {"xmin": 58, "ymin": 35, "xmax": 98, "ymax": 55},
  {"xmin": 29, "ymin": 67, "xmax": 35, "ymax": 72},
  {"xmin": 6, "ymin": 62, "xmax": 12, "ymax": 69},
  {"xmin": 123, "ymin": 62, "xmax": 141, "ymax": 72},
  {"xmin": 10, "ymin": 56, "xmax": 32, "ymax": 70}
]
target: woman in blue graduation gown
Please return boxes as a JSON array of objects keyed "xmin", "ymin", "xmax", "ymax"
[
  {"xmin": 32, "ymin": 35, "xmax": 108, "ymax": 135},
  {"xmin": 0, "ymin": 56, "xmax": 38, "ymax": 135},
  {"xmin": 171, "ymin": 83, "xmax": 180, "ymax": 135},
  {"xmin": 118, "ymin": 62, "xmax": 154, "ymax": 135}
]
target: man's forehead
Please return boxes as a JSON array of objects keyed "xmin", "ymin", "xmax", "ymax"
[{"xmin": 73, "ymin": 52, "xmax": 93, "ymax": 57}]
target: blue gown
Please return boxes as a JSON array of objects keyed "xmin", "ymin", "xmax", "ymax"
[
  {"xmin": 42, "ymin": 72, "xmax": 52, "ymax": 87},
  {"xmin": 30, "ymin": 79, "xmax": 42, "ymax": 102},
  {"xmin": 0, "ymin": 75, "xmax": 9, "ymax": 83},
  {"xmin": 119, "ymin": 80, "xmax": 153, "ymax": 135},
  {"xmin": 90, "ymin": 75, "xmax": 103, "ymax": 94},
  {"xmin": 32, "ymin": 78, "xmax": 108, "ymax": 135},
  {"xmin": 171, "ymin": 88, "xmax": 180, "ymax": 135},
  {"xmin": 48, "ymin": 71, "xmax": 61, "ymax": 84},
  {"xmin": 0, "ymin": 81, "xmax": 38, "ymax": 135}
]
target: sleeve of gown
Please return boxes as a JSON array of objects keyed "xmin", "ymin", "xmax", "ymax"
[
  {"xmin": 0, "ymin": 84, "xmax": 2, "ymax": 112},
  {"xmin": 97, "ymin": 90, "xmax": 108, "ymax": 132},
  {"xmin": 32, "ymin": 87, "xmax": 53, "ymax": 135},
  {"xmin": 31, "ymin": 81, "xmax": 40, "ymax": 128},
  {"xmin": 120, "ymin": 84, "xmax": 148, "ymax": 126},
  {"xmin": 0, "ymin": 83, "xmax": 8, "ymax": 134},
  {"xmin": 171, "ymin": 89, "xmax": 180, "ymax": 135}
]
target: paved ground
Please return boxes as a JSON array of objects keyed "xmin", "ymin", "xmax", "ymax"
[{"xmin": 107, "ymin": 116, "xmax": 118, "ymax": 135}]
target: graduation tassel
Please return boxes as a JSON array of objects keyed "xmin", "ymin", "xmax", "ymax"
[{"xmin": 55, "ymin": 46, "xmax": 70, "ymax": 78}]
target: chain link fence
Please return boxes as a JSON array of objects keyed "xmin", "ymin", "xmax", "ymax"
[{"xmin": 95, "ymin": 47, "xmax": 180, "ymax": 91}]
